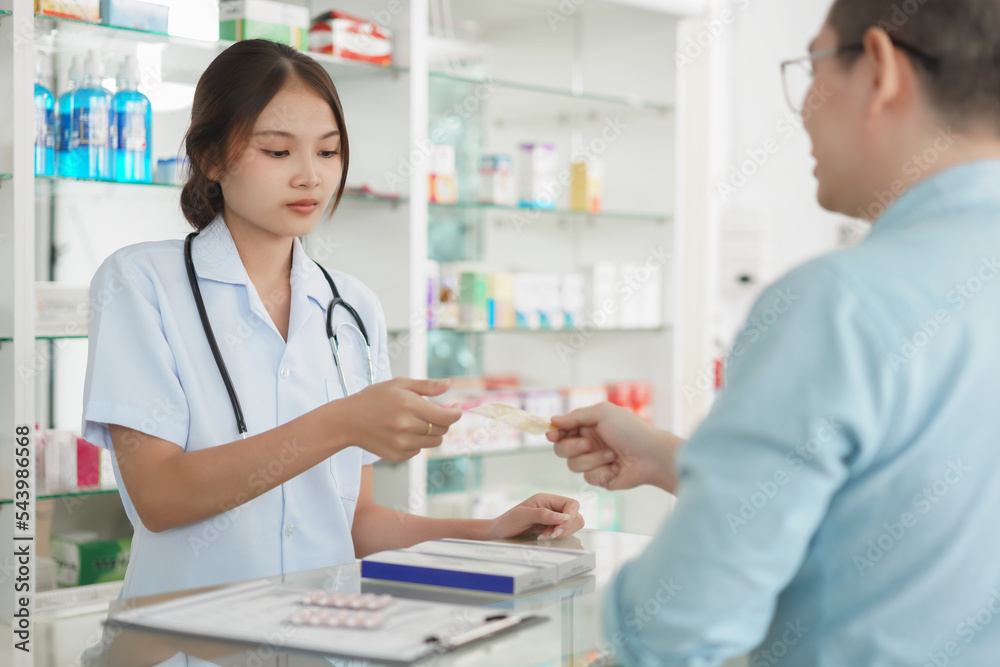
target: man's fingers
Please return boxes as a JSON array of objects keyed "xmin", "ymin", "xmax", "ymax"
[
  {"xmin": 550, "ymin": 403, "xmax": 610, "ymax": 432},
  {"xmin": 583, "ymin": 465, "xmax": 616, "ymax": 488},
  {"xmin": 566, "ymin": 451, "xmax": 616, "ymax": 474},
  {"xmin": 553, "ymin": 437, "xmax": 594, "ymax": 458}
]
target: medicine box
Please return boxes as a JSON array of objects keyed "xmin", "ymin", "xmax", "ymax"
[
  {"xmin": 35, "ymin": 282, "xmax": 89, "ymax": 338},
  {"xmin": 51, "ymin": 530, "xmax": 131, "ymax": 587},
  {"xmin": 219, "ymin": 0, "xmax": 309, "ymax": 50},
  {"xmin": 362, "ymin": 540, "xmax": 595, "ymax": 594},
  {"xmin": 309, "ymin": 10, "xmax": 393, "ymax": 66},
  {"xmin": 35, "ymin": 0, "xmax": 100, "ymax": 22},
  {"xmin": 100, "ymin": 0, "xmax": 169, "ymax": 33}
]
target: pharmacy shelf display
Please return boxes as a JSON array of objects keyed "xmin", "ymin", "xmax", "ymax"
[{"xmin": 1, "ymin": 0, "xmax": 714, "ymax": 607}]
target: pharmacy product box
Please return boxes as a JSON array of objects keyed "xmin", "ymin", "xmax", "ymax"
[
  {"xmin": 52, "ymin": 530, "xmax": 131, "ymax": 587},
  {"xmin": 309, "ymin": 10, "xmax": 392, "ymax": 66},
  {"xmin": 36, "ymin": 282, "xmax": 89, "ymax": 338},
  {"xmin": 410, "ymin": 539, "xmax": 596, "ymax": 582},
  {"xmin": 362, "ymin": 548, "xmax": 556, "ymax": 595},
  {"xmin": 35, "ymin": 0, "xmax": 100, "ymax": 22},
  {"xmin": 219, "ymin": 0, "xmax": 309, "ymax": 50},
  {"xmin": 100, "ymin": 0, "xmax": 168, "ymax": 32},
  {"xmin": 459, "ymin": 271, "xmax": 488, "ymax": 330},
  {"xmin": 478, "ymin": 154, "xmax": 514, "ymax": 205},
  {"xmin": 517, "ymin": 143, "xmax": 558, "ymax": 209}
]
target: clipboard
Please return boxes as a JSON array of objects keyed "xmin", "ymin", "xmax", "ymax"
[{"xmin": 106, "ymin": 580, "xmax": 547, "ymax": 665}]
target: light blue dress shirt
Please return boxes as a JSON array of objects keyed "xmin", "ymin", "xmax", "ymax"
[
  {"xmin": 605, "ymin": 160, "xmax": 1000, "ymax": 666},
  {"xmin": 82, "ymin": 216, "xmax": 388, "ymax": 598}
]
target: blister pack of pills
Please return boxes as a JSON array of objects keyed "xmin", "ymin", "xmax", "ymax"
[{"xmin": 286, "ymin": 592, "xmax": 395, "ymax": 630}]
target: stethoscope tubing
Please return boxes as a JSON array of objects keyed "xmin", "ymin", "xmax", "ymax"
[{"xmin": 184, "ymin": 231, "xmax": 373, "ymax": 439}]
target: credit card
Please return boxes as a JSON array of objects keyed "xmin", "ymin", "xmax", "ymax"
[{"xmin": 467, "ymin": 403, "xmax": 556, "ymax": 435}]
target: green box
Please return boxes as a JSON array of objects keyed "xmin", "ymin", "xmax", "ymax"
[
  {"xmin": 459, "ymin": 272, "xmax": 489, "ymax": 331},
  {"xmin": 51, "ymin": 531, "xmax": 131, "ymax": 587},
  {"xmin": 219, "ymin": 0, "xmax": 309, "ymax": 50}
]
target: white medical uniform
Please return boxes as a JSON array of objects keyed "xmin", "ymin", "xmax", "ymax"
[{"xmin": 82, "ymin": 216, "xmax": 388, "ymax": 598}]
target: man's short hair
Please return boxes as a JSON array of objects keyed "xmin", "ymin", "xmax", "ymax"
[{"xmin": 829, "ymin": 0, "xmax": 1000, "ymax": 132}]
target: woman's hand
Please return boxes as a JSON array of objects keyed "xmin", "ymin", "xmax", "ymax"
[
  {"xmin": 488, "ymin": 493, "xmax": 585, "ymax": 541},
  {"xmin": 548, "ymin": 402, "xmax": 683, "ymax": 493},
  {"xmin": 340, "ymin": 377, "xmax": 462, "ymax": 463}
]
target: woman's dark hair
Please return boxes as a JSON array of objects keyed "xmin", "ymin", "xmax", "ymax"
[
  {"xmin": 180, "ymin": 39, "xmax": 350, "ymax": 230},
  {"xmin": 828, "ymin": 0, "xmax": 1000, "ymax": 132}
]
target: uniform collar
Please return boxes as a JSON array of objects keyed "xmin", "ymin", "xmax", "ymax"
[
  {"xmin": 191, "ymin": 216, "xmax": 335, "ymax": 342},
  {"xmin": 191, "ymin": 216, "xmax": 333, "ymax": 306},
  {"xmin": 290, "ymin": 235, "xmax": 335, "ymax": 310},
  {"xmin": 867, "ymin": 159, "xmax": 1000, "ymax": 240}
]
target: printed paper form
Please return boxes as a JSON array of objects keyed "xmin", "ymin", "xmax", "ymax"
[{"xmin": 109, "ymin": 580, "xmax": 543, "ymax": 664}]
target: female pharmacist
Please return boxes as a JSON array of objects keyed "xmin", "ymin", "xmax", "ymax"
[{"xmin": 81, "ymin": 39, "xmax": 583, "ymax": 599}]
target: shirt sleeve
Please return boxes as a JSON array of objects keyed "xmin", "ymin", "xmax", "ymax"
[
  {"xmin": 361, "ymin": 293, "xmax": 393, "ymax": 467},
  {"xmin": 604, "ymin": 260, "xmax": 896, "ymax": 666},
  {"xmin": 82, "ymin": 253, "xmax": 190, "ymax": 452}
]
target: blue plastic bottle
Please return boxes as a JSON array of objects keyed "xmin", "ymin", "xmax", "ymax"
[
  {"xmin": 34, "ymin": 58, "xmax": 55, "ymax": 177},
  {"xmin": 72, "ymin": 52, "xmax": 115, "ymax": 180},
  {"xmin": 56, "ymin": 56, "xmax": 84, "ymax": 178},
  {"xmin": 113, "ymin": 56, "xmax": 152, "ymax": 183}
]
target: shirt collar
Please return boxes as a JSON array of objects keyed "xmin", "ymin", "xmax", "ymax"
[
  {"xmin": 290, "ymin": 235, "xmax": 335, "ymax": 310},
  {"xmin": 189, "ymin": 215, "xmax": 248, "ymax": 286},
  {"xmin": 191, "ymin": 216, "xmax": 333, "ymax": 307},
  {"xmin": 867, "ymin": 159, "xmax": 1000, "ymax": 240}
]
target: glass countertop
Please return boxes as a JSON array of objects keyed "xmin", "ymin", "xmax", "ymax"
[{"xmin": 6, "ymin": 530, "xmax": 653, "ymax": 667}]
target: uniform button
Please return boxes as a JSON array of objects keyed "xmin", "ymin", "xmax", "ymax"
[
  {"xmin": 279, "ymin": 367, "xmax": 291, "ymax": 379},
  {"xmin": 284, "ymin": 523, "xmax": 295, "ymax": 537}
]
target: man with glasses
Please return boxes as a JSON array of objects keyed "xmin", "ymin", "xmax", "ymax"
[{"xmin": 549, "ymin": 1, "xmax": 1000, "ymax": 665}]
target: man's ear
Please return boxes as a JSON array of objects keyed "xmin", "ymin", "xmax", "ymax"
[{"xmin": 862, "ymin": 27, "xmax": 908, "ymax": 118}]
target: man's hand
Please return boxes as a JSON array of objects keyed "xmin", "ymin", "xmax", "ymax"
[{"xmin": 548, "ymin": 402, "xmax": 683, "ymax": 493}]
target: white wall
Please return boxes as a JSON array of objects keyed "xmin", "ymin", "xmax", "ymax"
[{"xmin": 709, "ymin": 0, "xmax": 857, "ymax": 349}]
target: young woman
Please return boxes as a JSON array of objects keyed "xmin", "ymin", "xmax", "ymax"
[{"xmin": 82, "ymin": 40, "xmax": 583, "ymax": 599}]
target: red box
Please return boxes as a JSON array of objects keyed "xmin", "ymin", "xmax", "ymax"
[{"xmin": 309, "ymin": 11, "xmax": 392, "ymax": 66}]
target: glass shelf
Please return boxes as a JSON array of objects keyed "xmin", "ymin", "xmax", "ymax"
[
  {"xmin": 0, "ymin": 173, "xmax": 11, "ymax": 180},
  {"xmin": 2, "ymin": 331, "xmax": 408, "ymax": 342},
  {"xmin": 0, "ymin": 485, "xmax": 119, "ymax": 505},
  {"xmin": 430, "ymin": 201, "xmax": 671, "ymax": 224},
  {"xmin": 35, "ymin": 175, "xmax": 408, "ymax": 205},
  {"xmin": 0, "ymin": 9, "xmax": 10, "ymax": 17},
  {"xmin": 33, "ymin": 15, "xmax": 406, "ymax": 85},
  {"xmin": 431, "ymin": 326, "xmax": 670, "ymax": 335},
  {"xmin": 429, "ymin": 71, "xmax": 674, "ymax": 115},
  {"xmin": 427, "ymin": 446, "xmax": 554, "ymax": 463}
]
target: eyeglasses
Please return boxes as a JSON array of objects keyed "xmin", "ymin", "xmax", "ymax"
[{"xmin": 780, "ymin": 39, "xmax": 941, "ymax": 115}]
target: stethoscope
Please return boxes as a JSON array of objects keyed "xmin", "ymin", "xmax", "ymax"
[{"xmin": 184, "ymin": 232, "xmax": 374, "ymax": 438}]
